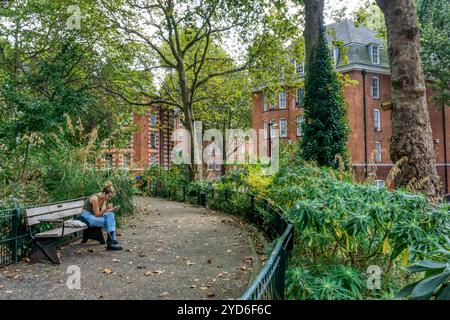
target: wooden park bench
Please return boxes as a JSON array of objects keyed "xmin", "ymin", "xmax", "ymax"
[{"xmin": 25, "ymin": 199, "xmax": 106, "ymax": 264}]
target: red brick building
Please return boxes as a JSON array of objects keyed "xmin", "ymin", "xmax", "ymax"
[
  {"xmin": 252, "ymin": 20, "xmax": 450, "ymax": 192},
  {"xmin": 100, "ymin": 105, "xmax": 176, "ymax": 172}
]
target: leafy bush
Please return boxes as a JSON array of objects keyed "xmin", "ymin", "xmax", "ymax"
[{"xmin": 270, "ymin": 155, "xmax": 450, "ymax": 299}]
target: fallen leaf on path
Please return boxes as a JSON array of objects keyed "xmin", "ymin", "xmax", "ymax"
[
  {"xmin": 160, "ymin": 292, "xmax": 168, "ymax": 297},
  {"xmin": 207, "ymin": 292, "xmax": 215, "ymax": 297},
  {"xmin": 23, "ymin": 257, "xmax": 30, "ymax": 263},
  {"xmin": 88, "ymin": 248, "xmax": 95, "ymax": 253},
  {"xmin": 186, "ymin": 261, "xmax": 195, "ymax": 266},
  {"xmin": 74, "ymin": 250, "xmax": 82, "ymax": 255},
  {"xmin": 101, "ymin": 268, "xmax": 113, "ymax": 274},
  {"xmin": 153, "ymin": 270, "xmax": 165, "ymax": 274},
  {"xmin": 112, "ymin": 259, "xmax": 120, "ymax": 263},
  {"xmin": 144, "ymin": 271, "xmax": 152, "ymax": 276}
]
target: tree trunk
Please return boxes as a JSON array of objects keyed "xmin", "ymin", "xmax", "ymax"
[
  {"xmin": 304, "ymin": 0, "xmax": 325, "ymax": 69},
  {"xmin": 376, "ymin": 0, "xmax": 441, "ymax": 198}
]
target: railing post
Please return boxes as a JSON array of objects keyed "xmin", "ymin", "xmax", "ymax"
[
  {"xmin": 201, "ymin": 191, "xmax": 207, "ymax": 207},
  {"xmin": 249, "ymin": 194, "xmax": 255, "ymax": 222},
  {"xmin": 11, "ymin": 208, "xmax": 19, "ymax": 263},
  {"xmin": 274, "ymin": 209, "xmax": 281, "ymax": 236},
  {"xmin": 277, "ymin": 247, "xmax": 286, "ymax": 300},
  {"xmin": 261, "ymin": 198, "xmax": 268, "ymax": 226}
]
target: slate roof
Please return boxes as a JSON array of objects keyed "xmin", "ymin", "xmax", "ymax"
[
  {"xmin": 326, "ymin": 19, "xmax": 390, "ymax": 70},
  {"xmin": 326, "ymin": 19, "xmax": 382, "ymax": 46}
]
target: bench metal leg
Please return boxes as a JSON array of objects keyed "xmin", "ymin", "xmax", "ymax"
[
  {"xmin": 29, "ymin": 237, "xmax": 61, "ymax": 265},
  {"xmin": 81, "ymin": 227, "xmax": 105, "ymax": 244}
]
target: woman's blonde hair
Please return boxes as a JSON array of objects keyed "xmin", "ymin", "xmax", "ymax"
[{"xmin": 102, "ymin": 181, "xmax": 115, "ymax": 195}]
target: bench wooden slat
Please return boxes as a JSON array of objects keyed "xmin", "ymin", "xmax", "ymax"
[
  {"xmin": 35, "ymin": 226, "xmax": 87, "ymax": 238},
  {"xmin": 26, "ymin": 207, "xmax": 85, "ymax": 226},
  {"xmin": 25, "ymin": 200, "xmax": 85, "ymax": 218}
]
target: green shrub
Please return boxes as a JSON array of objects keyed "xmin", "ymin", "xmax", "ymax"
[{"xmin": 270, "ymin": 159, "xmax": 450, "ymax": 299}]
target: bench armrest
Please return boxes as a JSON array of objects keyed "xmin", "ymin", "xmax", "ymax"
[{"xmin": 38, "ymin": 218, "xmax": 64, "ymax": 223}]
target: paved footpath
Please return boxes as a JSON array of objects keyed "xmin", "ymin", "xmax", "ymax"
[{"xmin": 0, "ymin": 196, "xmax": 265, "ymax": 300}]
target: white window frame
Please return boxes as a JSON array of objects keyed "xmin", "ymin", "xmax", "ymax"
[
  {"xmin": 374, "ymin": 180, "xmax": 385, "ymax": 188},
  {"xmin": 150, "ymin": 155, "xmax": 156, "ymax": 166},
  {"xmin": 150, "ymin": 112, "xmax": 156, "ymax": 125},
  {"xmin": 279, "ymin": 91, "xmax": 287, "ymax": 109},
  {"xmin": 295, "ymin": 60, "xmax": 305, "ymax": 76},
  {"xmin": 263, "ymin": 94, "xmax": 267, "ymax": 112},
  {"xmin": 215, "ymin": 159, "xmax": 220, "ymax": 171},
  {"xmin": 279, "ymin": 118, "xmax": 287, "ymax": 137},
  {"xmin": 374, "ymin": 108, "xmax": 381, "ymax": 131},
  {"xmin": 332, "ymin": 46, "xmax": 339, "ymax": 65},
  {"xmin": 372, "ymin": 76, "xmax": 380, "ymax": 99},
  {"xmin": 123, "ymin": 153, "xmax": 131, "ymax": 167},
  {"xmin": 296, "ymin": 116, "xmax": 304, "ymax": 137},
  {"xmin": 208, "ymin": 160, "xmax": 213, "ymax": 171},
  {"xmin": 371, "ymin": 45, "xmax": 380, "ymax": 64},
  {"xmin": 150, "ymin": 132, "xmax": 156, "ymax": 149},
  {"xmin": 296, "ymin": 88, "xmax": 304, "ymax": 108},
  {"xmin": 374, "ymin": 141, "xmax": 382, "ymax": 162}
]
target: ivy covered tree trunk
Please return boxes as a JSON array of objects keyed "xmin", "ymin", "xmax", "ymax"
[
  {"xmin": 376, "ymin": 0, "xmax": 441, "ymax": 198},
  {"xmin": 300, "ymin": 0, "xmax": 349, "ymax": 167}
]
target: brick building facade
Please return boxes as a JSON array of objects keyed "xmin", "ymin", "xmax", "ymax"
[{"xmin": 252, "ymin": 20, "xmax": 450, "ymax": 192}]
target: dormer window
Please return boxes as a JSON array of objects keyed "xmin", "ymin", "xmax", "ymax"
[
  {"xmin": 370, "ymin": 45, "xmax": 379, "ymax": 64},
  {"xmin": 332, "ymin": 46, "xmax": 340, "ymax": 66},
  {"xmin": 295, "ymin": 60, "xmax": 305, "ymax": 77}
]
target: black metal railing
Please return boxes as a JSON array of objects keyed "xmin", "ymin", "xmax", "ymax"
[
  {"xmin": 148, "ymin": 181, "xmax": 294, "ymax": 300},
  {"xmin": 0, "ymin": 208, "xmax": 29, "ymax": 267}
]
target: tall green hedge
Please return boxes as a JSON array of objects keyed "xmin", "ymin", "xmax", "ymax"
[{"xmin": 301, "ymin": 26, "xmax": 349, "ymax": 167}]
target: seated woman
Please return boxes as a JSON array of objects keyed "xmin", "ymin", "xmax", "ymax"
[{"xmin": 80, "ymin": 182, "xmax": 122, "ymax": 251}]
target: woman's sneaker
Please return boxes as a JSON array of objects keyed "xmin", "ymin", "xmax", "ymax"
[{"xmin": 106, "ymin": 243, "xmax": 123, "ymax": 251}]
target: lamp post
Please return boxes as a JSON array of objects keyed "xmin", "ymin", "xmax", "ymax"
[{"xmin": 268, "ymin": 122, "xmax": 278, "ymax": 158}]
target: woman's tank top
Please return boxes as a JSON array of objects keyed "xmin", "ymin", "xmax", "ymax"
[{"xmin": 82, "ymin": 193, "xmax": 100, "ymax": 213}]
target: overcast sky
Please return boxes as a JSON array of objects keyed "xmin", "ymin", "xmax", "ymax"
[{"xmin": 324, "ymin": 0, "xmax": 367, "ymax": 24}]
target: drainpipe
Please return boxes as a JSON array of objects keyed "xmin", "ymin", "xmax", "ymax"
[
  {"xmin": 443, "ymin": 103, "xmax": 448, "ymax": 194},
  {"xmin": 167, "ymin": 108, "xmax": 170, "ymax": 170},
  {"xmin": 361, "ymin": 69, "xmax": 368, "ymax": 178}
]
